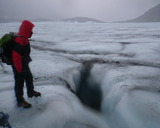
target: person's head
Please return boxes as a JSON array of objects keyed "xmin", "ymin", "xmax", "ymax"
[{"xmin": 18, "ymin": 20, "xmax": 35, "ymax": 38}]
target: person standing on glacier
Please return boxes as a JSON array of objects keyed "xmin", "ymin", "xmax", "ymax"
[{"xmin": 12, "ymin": 20, "xmax": 41, "ymax": 108}]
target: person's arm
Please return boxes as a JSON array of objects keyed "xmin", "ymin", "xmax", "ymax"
[{"xmin": 12, "ymin": 37, "xmax": 24, "ymax": 72}]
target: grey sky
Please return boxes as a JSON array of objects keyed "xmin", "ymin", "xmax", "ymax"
[{"xmin": 0, "ymin": 0, "xmax": 160, "ymax": 22}]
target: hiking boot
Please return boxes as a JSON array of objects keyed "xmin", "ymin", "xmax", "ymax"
[
  {"xmin": 28, "ymin": 91, "xmax": 41, "ymax": 98},
  {"xmin": 17, "ymin": 100, "xmax": 32, "ymax": 108}
]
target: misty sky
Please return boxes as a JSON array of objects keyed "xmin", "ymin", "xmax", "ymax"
[{"xmin": 0, "ymin": 0, "xmax": 160, "ymax": 22}]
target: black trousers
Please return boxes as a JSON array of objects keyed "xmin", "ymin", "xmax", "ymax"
[{"xmin": 12, "ymin": 64, "xmax": 34, "ymax": 102}]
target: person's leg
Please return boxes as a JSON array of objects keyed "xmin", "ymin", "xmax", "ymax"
[
  {"xmin": 24, "ymin": 64, "xmax": 34, "ymax": 95},
  {"xmin": 12, "ymin": 66, "xmax": 31, "ymax": 108},
  {"xmin": 24, "ymin": 64, "xmax": 41, "ymax": 98},
  {"xmin": 12, "ymin": 66, "xmax": 24, "ymax": 103}
]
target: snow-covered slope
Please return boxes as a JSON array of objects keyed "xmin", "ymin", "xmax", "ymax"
[{"xmin": 0, "ymin": 22, "xmax": 160, "ymax": 128}]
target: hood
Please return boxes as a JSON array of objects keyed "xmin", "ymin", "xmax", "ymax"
[{"xmin": 18, "ymin": 20, "xmax": 35, "ymax": 38}]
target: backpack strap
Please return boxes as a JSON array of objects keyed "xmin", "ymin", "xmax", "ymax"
[{"xmin": 13, "ymin": 36, "xmax": 25, "ymax": 55}]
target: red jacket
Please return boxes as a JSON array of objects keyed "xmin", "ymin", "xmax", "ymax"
[{"xmin": 12, "ymin": 20, "xmax": 34, "ymax": 72}]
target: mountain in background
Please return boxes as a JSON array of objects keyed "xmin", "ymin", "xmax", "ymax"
[
  {"xmin": 0, "ymin": 15, "xmax": 105, "ymax": 23},
  {"xmin": 0, "ymin": 15, "xmax": 52, "ymax": 23},
  {"xmin": 1, "ymin": 3, "xmax": 160, "ymax": 23},
  {"xmin": 61, "ymin": 17, "xmax": 105, "ymax": 23},
  {"xmin": 126, "ymin": 3, "xmax": 160, "ymax": 22}
]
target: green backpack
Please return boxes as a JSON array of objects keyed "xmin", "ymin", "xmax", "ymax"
[{"xmin": 0, "ymin": 32, "xmax": 15, "ymax": 65}]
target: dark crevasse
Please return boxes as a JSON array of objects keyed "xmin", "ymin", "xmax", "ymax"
[{"xmin": 75, "ymin": 62, "xmax": 102, "ymax": 111}]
